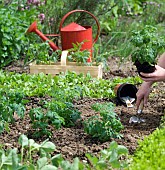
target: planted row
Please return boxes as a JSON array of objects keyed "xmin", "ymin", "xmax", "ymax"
[
  {"xmin": 0, "ymin": 70, "xmax": 142, "ymax": 99},
  {"xmin": 0, "ymin": 134, "xmax": 128, "ymax": 170},
  {"xmin": 0, "ymin": 88, "xmax": 123, "ymax": 142}
]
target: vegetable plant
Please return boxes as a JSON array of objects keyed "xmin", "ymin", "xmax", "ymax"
[
  {"xmin": 128, "ymin": 127, "xmax": 165, "ymax": 170},
  {"xmin": 29, "ymin": 100, "xmax": 81, "ymax": 137},
  {"xmin": 68, "ymin": 41, "xmax": 91, "ymax": 65},
  {"xmin": 86, "ymin": 141, "xmax": 128, "ymax": 169},
  {"xmin": 130, "ymin": 25, "xmax": 165, "ymax": 74},
  {"xmin": 0, "ymin": 134, "xmax": 128, "ymax": 169},
  {"xmin": 24, "ymin": 41, "xmax": 62, "ymax": 65},
  {"xmin": 84, "ymin": 102, "xmax": 123, "ymax": 142},
  {"xmin": 29, "ymin": 107, "xmax": 65, "ymax": 138},
  {"xmin": 0, "ymin": 90, "xmax": 26, "ymax": 133}
]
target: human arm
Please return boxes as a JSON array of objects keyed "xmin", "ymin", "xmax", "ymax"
[{"xmin": 136, "ymin": 53, "xmax": 165, "ymax": 108}]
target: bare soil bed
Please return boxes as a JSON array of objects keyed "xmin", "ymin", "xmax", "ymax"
[{"xmin": 1, "ymin": 57, "xmax": 165, "ymax": 161}]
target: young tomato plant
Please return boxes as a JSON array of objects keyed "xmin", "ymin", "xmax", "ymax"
[
  {"xmin": 68, "ymin": 41, "xmax": 91, "ymax": 65},
  {"xmin": 29, "ymin": 107, "xmax": 65, "ymax": 138},
  {"xmin": 130, "ymin": 25, "xmax": 165, "ymax": 74},
  {"xmin": 84, "ymin": 102, "xmax": 123, "ymax": 142},
  {"xmin": 0, "ymin": 90, "xmax": 26, "ymax": 134}
]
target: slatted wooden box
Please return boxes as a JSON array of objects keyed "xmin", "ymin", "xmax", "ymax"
[{"xmin": 29, "ymin": 51, "xmax": 103, "ymax": 79}]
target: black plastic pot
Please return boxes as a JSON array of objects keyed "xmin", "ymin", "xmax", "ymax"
[
  {"xmin": 134, "ymin": 60, "xmax": 156, "ymax": 77},
  {"xmin": 114, "ymin": 83, "xmax": 138, "ymax": 104}
]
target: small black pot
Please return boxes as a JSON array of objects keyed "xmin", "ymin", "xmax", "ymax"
[
  {"xmin": 114, "ymin": 83, "xmax": 138, "ymax": 105},
  {"xmin": 134, "ymin": 60, "xmax": 156, "ymax": 77}
]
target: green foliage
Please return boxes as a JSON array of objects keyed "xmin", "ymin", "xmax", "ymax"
[
  {"xmin": 84, "ymin": 102, "xmax": 123, "ymax": 142},
  {"xmin": 0, "ymin": 90, "xmax": 26, "ymax": 133},
  {"xmin": 0, "ymin": 134, "xmax": 56, "ymax": 169},
  {"xmin": 0, "ymin": 134, "xmax": 128, "ymax": 170},
  {"xmin": 68, "ymin": 41, "xmax": 90, "ymax": 65},
  {"xmin": 46, "ymin": 100, "xmax": 81, "ymax": 127},
  {"xmin": 141, "ymin": 1, "xmax": 165, "ymax": 26},
  {"xmin": 29, "ymin": 100, "xmax": 81, "ymax": 137},
  {"xmin": 34, "ymin": 0, "xmax": 104, "ymax": 35},
  {"xmin": 0, "ymin": 1, "xmax": 38, "ymax": 67},
  {"xmin": 128, "ymin": 127, "xmax": 165, "ymax": 170},
  {"xmin": 24, "ymin": 41, "xmax": 62, "ymax": 65},
  {"xmin": 130, "ymin": 25, "xmax": 165, "ymax": 64},
  {"xmin": 29, "ymin": 107, "xmax": 65, "ymax": 138},
  {"xmin": 86, "ymin": 141, "xmax": 128, "ymax": 169},
  {"xmin": 0, "ymin": 70, "xmax": 142, "ymax": 100}
]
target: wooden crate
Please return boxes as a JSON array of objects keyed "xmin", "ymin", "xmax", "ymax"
[{"xmin": 29, "ymin": 51, "xmax": 103, "ymax": 78}]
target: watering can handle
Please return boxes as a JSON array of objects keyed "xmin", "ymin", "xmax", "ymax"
[{"xmin": 59, "ymin": 9, "xmax": 100, "ymax": 44}]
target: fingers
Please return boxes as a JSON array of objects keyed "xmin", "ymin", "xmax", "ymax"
[
  {"xmin": 141, "ymin": 77, "xmax": 156, "ymax": 82},
  {"xmin": 140, "ymin": 72, "xmax": 154, "ymax": 78},
  {"xmin": 136, "ymin": 94, "xmax": 143, "ymax": 109},
  {"xmin": 140, "ymin": 72, "xmax": 157, "ymax": 82},
  {"xmin": 143, "ymin": 96, "xmax": 148, "ymax": 107}
]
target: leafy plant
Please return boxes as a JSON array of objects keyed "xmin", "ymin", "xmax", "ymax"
[
  {"xmin": 130, "ymin": 25, "xmax": 165, "ymax": 65},
  {"xmin": 0, "ymin": 1, "xmax": 38, "ymax": 67},
  {"xmin": 128, "ymin": 127, "xmax": 165, "ymax": 170},
  {"xmin": 29, "ymin": 107, "xmax": 65, "ymax": 137},
  {"xmin": 0, "ymin": 90, "xmax": 26, "ymax": 133},
  {"xmin": 0, "ymin": 134, "xmax": 56, "ymax": 169},
  {"xmin": 86, "ymin": 141, "xmax": 128, "ymax": 169},
  {"xmin": 28, "ymin": 99, "xmax": 81, "ymax": 137},
  {"xmin": 0, "ymin": 134, "xmax": 128, "ymax": 170},
  {"xmin": 0, "ymin": 70, "xmax": 142, "ymax": 101},
  {"xmin": 68, "ymin": 41, "xmax": 91, "ymax": 65},
  {"xmin": 46, "ymin": 100, "xmax": 82, "ymax": 127},
  {"xmin": 24, "ymin": 41, "xmax": 62, "ymax": 65},
  {"xmin": 84, "ymin": 102, "xmax": 123, "ymax": 142}
]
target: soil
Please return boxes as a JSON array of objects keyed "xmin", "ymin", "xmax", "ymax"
[
  {"xmin": 134, "ymin": 60, "xmax": 156, "ymax": 77},
  {"xmin": 1, "ymin": 57, "xmax": 165, "ymax": 162}
]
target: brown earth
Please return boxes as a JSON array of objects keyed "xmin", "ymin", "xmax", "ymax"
[{"xmin": 1, "ymin": 57, "xmax": 165, "ymax": 162}]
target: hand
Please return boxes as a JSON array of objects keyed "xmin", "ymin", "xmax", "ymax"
[
  {"xmin": 136, "ymin": 82, "xmax": 152, "ymax": 109},
  {"xmin": 140, "ymin": 65, "xmax": 165, "ymax": 82}
]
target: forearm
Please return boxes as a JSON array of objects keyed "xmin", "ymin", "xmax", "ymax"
[{"xmin": 158, "ymin": 52, "xmax": 165, "ymax": 68}]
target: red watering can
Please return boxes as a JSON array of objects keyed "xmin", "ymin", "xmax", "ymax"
[{"xmin": 26, "ymin": 9, "xmax": 100, "ymax": 62}]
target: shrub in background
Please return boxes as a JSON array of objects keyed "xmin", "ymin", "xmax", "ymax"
[{"xmin": 0, "ymin": 1, "xmax": 38, "ymax": 68}]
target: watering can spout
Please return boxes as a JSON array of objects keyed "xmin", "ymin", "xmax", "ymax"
[{"xmin": 26, "ymin": 21, "xmax": 59, "ymax": 51}]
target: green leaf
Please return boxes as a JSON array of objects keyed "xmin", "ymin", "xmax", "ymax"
[
  {"xmin": 41, "ymin": 165, "xmax": 57, "ymax": 170},
  {"xmin": 70, "ymin": 158, "xmax": 79, "ymax": 170},
  {"xmin": 41, "ymin": 141, "xmax": 56, "ymax": 153},
  {"xmin": 109, "ymin": 150, "xmax": 118, "ymax": 163},
  {"xmin": 86, "ymin": 154, "xmax": 99, "ymax": 165},
  {"xmin": 26, "ymin": 164, "xmax": 35, "ymax": 170},
  {"xmin": 51, "ymin": 154, "xmax": 64, "ymax": 167},
  {"xmin": 0, "ymin": 150, "xmax": 7, "ymax": 166},
  {"xmin": 109, "ymin": 141, "xmax": 118, "ymax": 150},
  {"xmin": 117, "ymin": 145, "xmax": 128, "ymax": 155},
  {"xmin": 18, "ymin": 134, "xmax": 28, "ymax": 147},
  {"xmin": 37, "ymin": 157, "xmax": 47, "ymax": 169},
  {"xmin": 11, "ymin": 148, "xmax": 19, "ymax": 169}
]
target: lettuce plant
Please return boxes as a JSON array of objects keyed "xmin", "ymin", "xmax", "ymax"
[{"xmin": 128, "ymin": 127, "xmax": 165, "ymax": 170}]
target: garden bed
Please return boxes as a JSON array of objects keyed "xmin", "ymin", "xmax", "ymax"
[{"xmin": 1, "ymin": 56, "xmax": 165, "ymax": 162}]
